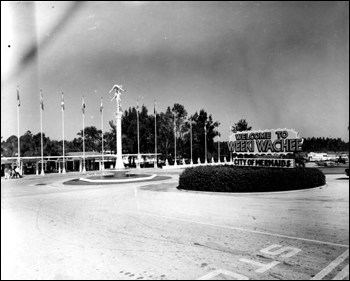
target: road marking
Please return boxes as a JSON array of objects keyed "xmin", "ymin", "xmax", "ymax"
[
  {"xmin": 310, "ymin": 249, "xmax": 349, "ymax": 280},
  {"xmin": 239, "ymin": 258, "xmax": 280, "ymax": 273},
  {"xmin": 121, "ymin": 209, "xmax": 349, "ymax": 248},
  {"xmin": 260, "ymin": 244, "xmax": 302, "ymax": 258},
  {"xmin": 197, "ymin": 269, "xmax": 249, "ymax": 280},
  {"xmin": 332, "ymin": 264, "xmax": 349, "ymax": 280}
]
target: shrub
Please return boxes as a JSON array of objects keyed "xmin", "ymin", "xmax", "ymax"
[{"xmin": 178, "ymin": 165, "xmax": 325, "ymax": 192}]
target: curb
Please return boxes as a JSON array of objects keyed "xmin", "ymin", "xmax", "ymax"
[
  {"xmin": 177, "ymin": 184, "xmax": 328, "ymax": 196},
  {"xmin": 79, "ymin": 174, "xmax": 157, "ymax": 183}
]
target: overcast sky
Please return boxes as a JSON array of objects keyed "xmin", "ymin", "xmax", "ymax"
[{"xmin": 1, "ymin": 1, "xmax": 349, "ymax": 143}]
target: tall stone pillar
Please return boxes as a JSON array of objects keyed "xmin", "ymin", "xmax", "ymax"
[
  {"xmin": 110, "ymin": 84, "xmax": 126, "ymax": 170},
  {"xmin": 115, "ymin": 112, "xmax": 124, "ymax": 169}
]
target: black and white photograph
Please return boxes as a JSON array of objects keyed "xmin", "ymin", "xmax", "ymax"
[{"xmin": 1, "ymin": 1, "xmax": 349, "ymax": 280}]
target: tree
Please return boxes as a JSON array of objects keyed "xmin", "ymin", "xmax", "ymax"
[
  {"xmin": 77, "ymin": 126, "xmax": 102, "ymax": 152},
  {"xmin": 46, "ymin": 139, "xmax": 63, "ymax": 156},
  {"xmin": 302, "ymin": 137, "xmax": 349, "ymax": 152},
  {"xmin": 105, "ymin": 121, "xmax": 116, "ymax": 154},
  {"xmin": 231, "ymin": 119, "xmax": 252, "ymax": 133},
  {"xmin": 1, "ymin": 135, "xmax": 18, "ymax": 157},
  {"xmin": 172, "ymin": 103, "xmax": 188, "ymax": 160},
  {"xmin": 138, "ymin": 105, "xmax": 153, "ymax": 153},
  {"xmin": 32, "ymin": 132, "xmax": 50, "ymax": 156},
  {"xmin": 187, "ymin": 109, "xmax": 220, "ymax": 163},
  {"xmin": 67, "ymin": 137, "xmax": 83, "ymax": 153},
  {"xmin": 121, "ymin": 107, "xmax": 136, "ymax": 154},
  {"xmin": 172, "ymin": 103, "xmax": 188, "ymax": 138},
  {"xmin": 157, "ymin": 107, "xmax": 175, "ymax": 159},
  {"xmin": 2, "ymin": 131, "xmax": 62, "ymax": 157},
  {"xmin": 20, "ymin": 130, "xmax": 35, "ymax": 156}
]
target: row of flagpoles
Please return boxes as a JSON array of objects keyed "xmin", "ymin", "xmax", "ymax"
[
  {"xmin": 15, "ymin": 88, "xmax": 224, "ymax": 173},
  {"xmin": 15, "ymin": 88, "xmax": 159, "ymax": 175}
]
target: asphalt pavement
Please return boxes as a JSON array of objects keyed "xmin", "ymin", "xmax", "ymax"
[{"xmin": 1, "ymin": 168, "xmax": 349, "ymax": 280}]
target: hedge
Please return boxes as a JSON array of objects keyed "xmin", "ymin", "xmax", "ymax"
[{"xmin": 178, "ymin": 165, "xmax": 325, "ymax": 193}]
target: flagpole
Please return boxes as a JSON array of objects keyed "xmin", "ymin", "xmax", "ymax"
[
  {"xmin": 190, "ymin": 118, "xmax": 193, "ymax": 165},
  {"xmin": 101, "ymin": 97, "xmax": 104, "ymax": 171},
  {"xmin": 82, "ymin": 95, "xmax": 86, "ymax": 173},
  {"xmin": 229, "ymin": 121, "xmax": 232, "ymax": 162},
  {"xmin": 17, "ymin": 100, "xmax": 20, "ymax": 167},
  {"xmin": 40, "ymin": 90, "xmax": 45, "ymax": 175},
  {"xmin": 154, "ymin": 100, "xmax": 157, "ymax": 168},
  {"xmin": 62, "ymin": 93, "xmax": 66, "ymax": 173},
  {"xmin": 17, "ymin": 87, "xmax": 21, "ymax": 174},
  {"xmin": 174, "ymin": 113, "xmax": 177, "ymax": 167},
  {"xmin": 218, "ymin": 128, "xmax": 220, "ymax": 164},
  {"xmin": 137, "ymin": 99, "xmax": 140, "ymax": 169},
  {"xmin": 204, "ymin": 122, "xmax": 207, "ymax": 164}
]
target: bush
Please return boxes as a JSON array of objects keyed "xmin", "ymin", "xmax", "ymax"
[{"xmin": 178, "ymin": 165, "xmax": 325, "ymax": 193}]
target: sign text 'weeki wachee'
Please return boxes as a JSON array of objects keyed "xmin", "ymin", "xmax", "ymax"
[{"xmin": 228, "ymin": 129, "xmax": 303, "ymax": 155}]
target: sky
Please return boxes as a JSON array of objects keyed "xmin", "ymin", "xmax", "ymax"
[{"xmin": 1, "ymin": 1, "xmax": 349, "ymax": 143}]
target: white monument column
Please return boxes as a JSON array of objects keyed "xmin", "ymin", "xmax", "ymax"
[
  {"xmin": 110, "ymin": 84, "xmax": 125, "ymax": 170},
  {"xmin": 115, "ymin": 112, "xmax": 124, "ymax": 169}
]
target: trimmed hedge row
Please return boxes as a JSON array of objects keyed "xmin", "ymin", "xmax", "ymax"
[{"xmin": 178, "ymin": 165, "xmax": 325, "ymax": 193}]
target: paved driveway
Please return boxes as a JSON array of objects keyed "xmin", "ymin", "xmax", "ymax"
[{"xmin": 1, "ymin": 171, "xmax": 349, "ymax": 280}]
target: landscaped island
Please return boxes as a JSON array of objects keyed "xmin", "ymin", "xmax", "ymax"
[{"xmin": 179, "ymin": 165, "xmax": 325, "ymax": 193}]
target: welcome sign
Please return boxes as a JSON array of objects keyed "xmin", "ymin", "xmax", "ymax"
[
  {"xmin": 228, "ymin": 129, "xmax": 303, "ymax": 155},
  {"xmin": 231, "ymin": 158, "xmax": 294, "ymax": 168}
]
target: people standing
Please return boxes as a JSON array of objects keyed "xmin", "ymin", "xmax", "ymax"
[
  {"xmin": 8, "ymin": 167, "xmax": 13, "ymax": 179},
  {"xmin": 4, "ymin": 167, "xmax": 9, "ymax": 180},
  {"xmin": 15, "ymin": 166, "xmax": 21, "ymax": 178}
]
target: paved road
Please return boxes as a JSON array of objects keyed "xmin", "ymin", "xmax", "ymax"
[
  {"xmin": 1, "ymin": 170, "xmax": 349, "ymax": 280},
  {"xmin": 305, "ymin": 162, "xmax": 349, "ymax": 175}
]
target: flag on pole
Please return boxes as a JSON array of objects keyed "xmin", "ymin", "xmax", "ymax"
[
  {"xmin": 17, "ymin": 87, "xmax": 20, "ymax": 107},
  {"xmin": 82, "ymin": 95, "xmax": 85, "ymax": 114},
  {"xmin": 136, "ymin": 99, "xmax": 139, "ymax": 115},
  {"xmin": 16, "ymin": 86, "xmax": 21, "ymax": 174},
  {"xmin": 154, "ymin": 100, "xmax": 157, "ymax": 168},
  {"xmin": 39, "ymin": 90, "xmax": 44, "ymax": 175},
  {"xmin": 61, "ymin": 92, "xmax": 65, "ymax": 111},
  {"xmin": 40, "ymin": 90, "xmax": 44, "ymax": 110},
  {"xmin": 100, "ymin": 97, "xmax": 103, "ymax": 114}
]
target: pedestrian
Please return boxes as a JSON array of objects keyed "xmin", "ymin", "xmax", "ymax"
[
  {"xmin": 4, "ymin": 167, "xmax": 9, "ymax": 180},
  {"xmin": 15, "ymin": 166, "xmax": 20, "ymax": 178},
  {"xmin": 8, "ymin": 167, "xmax": 13, "ymax": 179}
]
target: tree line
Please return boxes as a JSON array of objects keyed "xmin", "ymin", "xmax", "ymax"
[
  {"xmin": 301, "ymin": 137, "xmax": 348, "ymax": 153},
  {"xmin": 1, "ymin": 113, "xmax": 348, "ymax": 162},
  {"xmin": 1, "ymin": 103, "xmax": 220, "ymax": 163}
]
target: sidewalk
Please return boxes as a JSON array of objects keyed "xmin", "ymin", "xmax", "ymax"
[
  {"xmin": 1, "ymin": 170, "xmax": 101, "ymax": 182},
  {"xmin": 1, "ymin": 167, "xmax": 184, "ymax": 182}
]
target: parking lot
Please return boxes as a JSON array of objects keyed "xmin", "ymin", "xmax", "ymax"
[{"xmin": 1, "ymin": 169, "xmax": 349, "ymax": 280}]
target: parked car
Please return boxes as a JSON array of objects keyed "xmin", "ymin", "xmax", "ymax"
[
  {"xmin": 308, "ymin": 152, "xmax": 329, "ymax": 162},
  {"xmin": 316, "ymin": 160, "xmax": 336, "ymax": 167},
  {"xmin": 340, "ymin": 154, "xmax": 349, "ymax": 163},
  {"xmin": 335, "ymin": 156, "xmax": 347, "ymax": 164}
]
